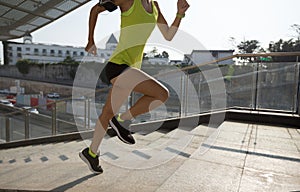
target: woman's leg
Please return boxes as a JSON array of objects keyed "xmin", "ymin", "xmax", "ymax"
[
  {"xmin": 90, "ymin": 85, "xmax": 131, "ymax": 153},
  {"xmin": 111, "ymin": 67, "xmax": 169, "ymax": 121},
  {"xmin": 90, "ymin": 67, "xmax": 169, "ymax": 153}
]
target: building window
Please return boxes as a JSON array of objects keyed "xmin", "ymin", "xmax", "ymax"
[
  {"xmin": 42, "ymin": 49, "xmax": 47, "ymax": 55},
  {"xmin": 34, "ymin": 48, "xmax": 39, "ymax": 55},
  {"xmin": 26, "ymin": 47, "xmax": 30, "ymax": 51},
  {"xmin": 50, "ymin": 50, "xmax": 55, "ymax": 56},
  {"xmin": 80, "ymin": 52, "xmax": 84, "ymax": 56},
  {"xmin": 66, "ymin": 50, "xmax": 70, "ymax": 56},
  {"xmin": 73, "ymin": 51, "xmax": 77, "ymax": 56},
  {"xmin": 8, "ymin": 46, "xmax": 12, "ymax": 51},
  {"xmin": 9, "ymin": 53, "xmax": 13, "ymax": 57},
  {"xmin": 17, "ymin": 47, "xmax": 22, "ymax": 52},
  {"xmin": 58, "ymin": 50, "xmax": 62, "ymax": 56},
  {"xmin": 17, "ymin": 53, "xmax": 22, "ymax": 58}
]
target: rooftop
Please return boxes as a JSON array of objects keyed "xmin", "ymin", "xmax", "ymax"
[
  {"xmin": 106, "ymin": 34, "xmax": 118, "ymax": 44},
  {"xmin": 0, "ymin": 0, "xmax": 89, "ymax": 41}
]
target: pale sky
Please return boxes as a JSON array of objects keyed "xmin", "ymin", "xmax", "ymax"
[{"xmin": 1, "ymin": 0, "xmax": 300, "ymax": 63}]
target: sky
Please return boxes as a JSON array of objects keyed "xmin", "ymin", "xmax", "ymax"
[{"xmin": 1, "ymin": 0, "xmax": 300, "ymax": 63}]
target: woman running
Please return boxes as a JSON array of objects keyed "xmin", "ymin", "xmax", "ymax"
[{"xmin": 80, "ymin": 0, "xmax": 189, "ymax": 174}]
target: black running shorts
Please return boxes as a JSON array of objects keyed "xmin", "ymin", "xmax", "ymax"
[{"xmin": 100, "ymin": 62, "xmax": 129, "ymax": 85}]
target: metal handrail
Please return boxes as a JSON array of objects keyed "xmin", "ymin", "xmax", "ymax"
[
  {"xmin": 152, "ymin": 52, "xmax": 300, "ymax": 78},
  {"xmin": 181, "ymin": 52, "xmax": 300, "ymax": 72}
]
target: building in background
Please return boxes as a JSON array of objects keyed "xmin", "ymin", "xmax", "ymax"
[
  {"xmin": 2, "ymin": 32, "xmax": 234, "ymax": 67},
  {"xmin": 2, "ymin": 32, "xmax": 118, "ymax": 65},
  {"xmin": 184, "ymin": 50, "xmax": 235, "ymax": 65}
]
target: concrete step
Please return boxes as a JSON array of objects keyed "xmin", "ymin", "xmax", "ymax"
[
  {"xmin": 0, "ymin": 121, "xmax": 299, "ymax": 192},
  {"xmin": 0, "ymin": 124, "xmax": 209, "ymax": 167}
]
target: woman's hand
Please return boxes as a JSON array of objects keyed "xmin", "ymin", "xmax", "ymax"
[
  {"xmin": 177, "ymin": 0, "xmax": 190, "ymax": 14},
  {"xmin": 85, "ymin": 40, "xmax": 97, "ymax": 55}
]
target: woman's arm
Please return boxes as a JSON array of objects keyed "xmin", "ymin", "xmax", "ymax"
[
  {"xmin": 154, "ymin": 0, "xmax": 190, "ymax": 41},
  {"xmin": 85, "ymin": 4, "xmax": 106, "ymax": 55}
]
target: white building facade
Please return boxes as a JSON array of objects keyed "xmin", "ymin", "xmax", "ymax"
[
  {"xmin": 2, "ymin": 33, "xmax": 118, "ymax": 65},
  {"xmin": 184, "ymin": 50, "xmax": 235, "ymax": 65}
]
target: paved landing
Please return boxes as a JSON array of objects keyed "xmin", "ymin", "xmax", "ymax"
[{"xmin": 0, "ymin": 121, "xmax": 299, "ymax": 192}]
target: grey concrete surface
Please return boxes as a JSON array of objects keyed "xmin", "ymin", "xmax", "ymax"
[{"xmin": 0, "ymin": 121, "xmax": 299, "ymax": 192}]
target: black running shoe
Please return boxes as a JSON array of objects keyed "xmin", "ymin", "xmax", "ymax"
[
  {"xmin": 79, "ymin": 148, "xmax": 103, "ymax": 174},
  {"xmin": 109, "ymin": 116, "xmax": 135, "ymax": 144}
]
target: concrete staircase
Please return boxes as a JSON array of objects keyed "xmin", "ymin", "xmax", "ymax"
[{"xmin": 0, "ymin": 121, "xmax": 299, "ymax": 192}]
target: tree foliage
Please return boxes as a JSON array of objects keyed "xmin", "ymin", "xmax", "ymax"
[
  {"xmin": 236, "ymin": 40, "xmax": 261, "ymax": 62},
  {"xmin": 60, "ymin": 56, "xmax": 79, "ymax": 65},
  {"xmin": 16, "ymin": 59, "xmax": 30, "ymax": 75},
  {"xmin": 144, "ymin": 47, "xmax": 169, "ymax": 59},
  {"xmin": 268, "ymin": 38, "xmax": 300, "ymax": 62},
  {"xmin": 237, "ymin": 40, "xmax": 261, "ymax": 54},
  {"xmin": 234, "ymin": 24, "xmax": 300, "ymax": 62}
]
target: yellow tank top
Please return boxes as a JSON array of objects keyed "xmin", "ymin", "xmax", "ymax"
[{"xmin": 109, "ymin": 0, "xmax": 158, "ymax": 69}]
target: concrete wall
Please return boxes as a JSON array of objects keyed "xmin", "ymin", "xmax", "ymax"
[
  {"xmin": 0, "ymin": 64, "xmax": 75, "ymax": 84},
  {"xmin": 0, "ymin": 77, "xmax": 73, "ymax": 97}
]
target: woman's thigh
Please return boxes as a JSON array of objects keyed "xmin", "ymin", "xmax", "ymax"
[{"xmin": 111, "ymin": 67, "xmax": 169, "ymax": 99}]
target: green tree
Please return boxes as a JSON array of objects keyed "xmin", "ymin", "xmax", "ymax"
[
  {"xmin": 162, "ymin": 51, "xmax": 169, "ymax": 58},
  {"xmin": 144, "ymin": 47, "xmax": 169, "ymax": 59},
  {"xmin": 268, "ymin": 39, "xmax": 300, "ymax": 62},
  {"xmin": 149, "ymin": 47, "xmax": 158, "ymax": 57},
  {"xmin": 236, "ymin": 40, "xmax": 262, "ymax": 62},
  {"xmin": 16, "ymin": 59, "xmax": 30, "ymax": 75},
  {"xmin": 61, "ymin": 56, "xmax": 79, "ymax": 65},
  {"xmin": 237, "ymin": 40, "xmax": 261, "ymax": 54}
]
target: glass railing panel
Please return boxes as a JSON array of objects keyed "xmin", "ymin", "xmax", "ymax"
[
  {"xmin": 256, "ymin": 62, "xmax": 298, "ymax": 112},
  {"xmin": 28, "ymin": 111, "xmax": 52, "ymax": 139},
  {"xmin": 131, "ymin": 70, "xmax": 183, "ymax": 123},
  {"xmin": 157, "ymin": 70, "xmax": 182, "ymax": 120},
  {"xmin": 192, "ymin": 64, "xmax": 231, "ymax": 113},
  {"xmin": 0, "ymin": 107, "xmax": 24, "ymax": 142},
  {"xmin": 223, "ymin": 63, "xmax": 256, "ymax": 109},
  {"xmin": 185, "ymin": 72, "xmax": 202, "ymax": 115},
  {"xmin": 9, "ymin": 111, "xmax": 26, "ymax": 141},
  {"xmin": 57, "ymin": 99, "xmax": 83, "ymax": 133}
]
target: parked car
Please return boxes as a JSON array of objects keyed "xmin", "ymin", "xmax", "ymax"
[
  {"xmin": 47, "ymin": 93, "xmax": 60, "ymax": 98},
  {"xmin": 22, "ymin": 106, "xmax": 39, "ymax": 114},
  {"xmin": 0, "ymin": 100, "xmax": 14, "ymax": 107},
  {"xmin": 0, "ymin": 89, "xmax": 9, "ymax": 94}
]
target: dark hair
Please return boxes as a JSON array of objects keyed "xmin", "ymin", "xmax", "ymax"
[{"xmin": 99, "ymin": 0, "xmax": 118, "ymax": 12}]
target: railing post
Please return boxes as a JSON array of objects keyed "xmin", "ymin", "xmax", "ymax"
[
  {"xmin": 198, "ymin": 75, "xmax": 201, "ymax": 113},
  {"xmin": 292, "ymin": 56, "xmax": 299, "ymax": 113},
  {"xmin": 84, "ymin": 99, "xmax": 87, "ymax": 129},
  {"xmin": 252, "ymin": 62, "xmax": 259, "ymax": 111},
  {"xmin": 184, "ymin": 73, "xmax": 189, "ymax": 116},
  {"xmin": 52, "ymin": 103, "xmax": 57, "ymax": 135},
  {"xmin": 296, "ymin": 56, "xmax": 300, "ymax": 115},
  {"xmin": 179, "ymin": 73, "xmax": 184, "ymax": 117},
  {"xmin": 88, "ymin": 99, "xmax": 91, "ymax": 129},
  {"xmin": 5, "ymin": 117, "xmax": 10, "ymax": 142},
  {"xmin": 24, "ymin": 111, "xmax": 30, "ymax": 139}
]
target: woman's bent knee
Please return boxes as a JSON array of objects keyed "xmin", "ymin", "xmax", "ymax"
[{"xmin": 157, "ymin": 86, "xmax": 169, "ymax": 103}]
